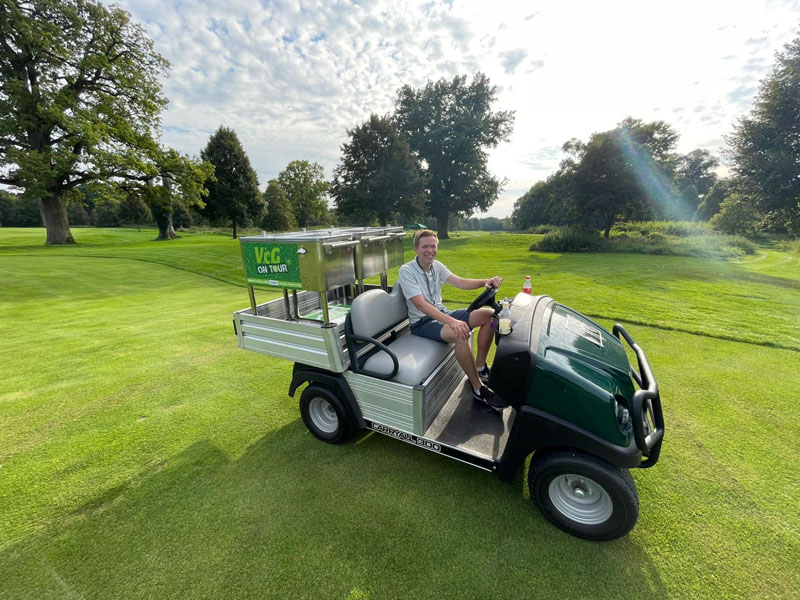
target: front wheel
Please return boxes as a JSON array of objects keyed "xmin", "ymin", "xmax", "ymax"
[
  {"xmin": 528, "ymin": 450, "xmax": 639, "ymax": 541},
  {"xmin": 299, "ymin": 385, "xmax": 354, "ymax": 444}
]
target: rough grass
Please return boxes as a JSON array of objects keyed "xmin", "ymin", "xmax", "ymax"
[
  {"xmin": 529, "ymin": 223, "xmax": 757, "ymax": 258},
  {"xmin": 1, "ymin": 227, "xmax": 799, "ymax": 599}
]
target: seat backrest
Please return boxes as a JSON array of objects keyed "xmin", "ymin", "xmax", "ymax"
[{"xmin": 350, "ymin": 285, "xmax": 408, "ymax": 339}]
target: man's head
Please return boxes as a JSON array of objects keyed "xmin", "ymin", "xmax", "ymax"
[
  {"xmin": 413, "ymin": 229, "xmax": 438, "ymax": 249},
  {"xmin": 413, "ymin": 229, "xmax": 439, "ymax": 267}
]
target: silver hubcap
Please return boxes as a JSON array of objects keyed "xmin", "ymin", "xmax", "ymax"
[
  {"xmin": 548, "ymin": 474, "xmax": 613, "ymax": 525},
  {"xmin": 308, "ymin": 397, "xmax": 339, "ymax": 434}
]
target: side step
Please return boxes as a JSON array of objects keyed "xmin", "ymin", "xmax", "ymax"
[
  {"xmin": 365, "ymin": 419, "xmax": 497, "ymax": 472},
  {"xmin": 364, "ymin": 382, "xmax": 516, "ymax": 473}
]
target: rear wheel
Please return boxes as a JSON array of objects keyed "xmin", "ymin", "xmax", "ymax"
[
  {"xmin": 528, "ymin": 450, "xmax": 639, "ymax": 540},
  {"xmin": 299, "ymin": 385, "xmax": 354, "ymax": 444}
]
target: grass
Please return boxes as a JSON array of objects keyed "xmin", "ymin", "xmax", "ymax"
[{"xmin": 1, "ymin": 227, "xmax": 799, "ymax": 599}]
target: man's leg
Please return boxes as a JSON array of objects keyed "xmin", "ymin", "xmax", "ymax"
[
  {"xmin": 440, "ymin": 325, "xmax": 482, "ymax": 390},
  {"xmin": 469, "ymin": 308, "xmax": 494, "ymax": 369}
]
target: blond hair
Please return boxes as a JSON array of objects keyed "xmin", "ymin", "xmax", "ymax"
[{"xmin": 413, "ymin": 229, "xmax": 438, "ymax": 248}]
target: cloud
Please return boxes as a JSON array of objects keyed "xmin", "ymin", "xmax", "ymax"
[
  {"xmin": 114, "ymin": 0, "xmax": 800, "ymax": 218},
  {"xmin": 726, "ymin": 84, "xmax": 758, "ymax": 106},
  {"xmin": 500, "ymin": 48, "xmax": 528, "ymax": 74}
]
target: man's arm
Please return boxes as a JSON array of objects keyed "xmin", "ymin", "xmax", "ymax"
[
  {"xmin": 409, "ymin": 294, "xmax": 471, "ymax": 341},
  {"xmin": 446, "ymin": 274, "xmax": 503, "ymax": 290}
]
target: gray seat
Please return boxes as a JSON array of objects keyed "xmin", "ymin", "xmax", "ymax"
[{"xmin": 348, "ymin": 286, "xmax": 453, "ymax": 386}]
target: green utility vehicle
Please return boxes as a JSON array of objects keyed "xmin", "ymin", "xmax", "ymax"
[{"xmin": 233, "ymin": 229, "xmax": 664, "ymax": 540}]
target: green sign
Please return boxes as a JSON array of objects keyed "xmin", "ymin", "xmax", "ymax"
[{"xmin": 241, "ymin": 241, "xmax": 302, "ymax": 289}]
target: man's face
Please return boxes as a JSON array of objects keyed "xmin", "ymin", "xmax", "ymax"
[{"xmin": 415, "ymin": 235, "xmax": 438, "ymax": 266}]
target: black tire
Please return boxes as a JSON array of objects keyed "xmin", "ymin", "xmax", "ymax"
[
  {"xmin": 299, "ymin": 385, "xmax": 354, "ymax": 444},
  {"xmin": 528, "ymin": 449, "xmax": 639, "ymax": 541}
]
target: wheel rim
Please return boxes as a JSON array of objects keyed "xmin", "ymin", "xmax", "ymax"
[
  {"xmin": 308, "ymin": 397, "xmax": 339, "ymax": 434},
  {"xmin": 548, "ymin": 474, "xmax": 613, "ymax": 525}
]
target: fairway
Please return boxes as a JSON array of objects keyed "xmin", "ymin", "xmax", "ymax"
[{"xmin": 1, "ymin": 228, "xmax": 798, "ymax": 599}]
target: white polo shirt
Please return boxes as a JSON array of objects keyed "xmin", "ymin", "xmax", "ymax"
[{"xmin": 397, "ymin": 257, "xmax": 453, "ymax": 325}]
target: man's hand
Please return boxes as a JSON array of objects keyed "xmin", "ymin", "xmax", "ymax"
[
  {"xmin": 448, "ymin": 316, "xmax": 471, "ymax": 341},
  {"xmin": 485, "ymin": 276, "xmax": 503, "ymax": 289}
]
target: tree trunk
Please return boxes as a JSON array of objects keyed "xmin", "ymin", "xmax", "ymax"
[
  {"xmin": 603, "ymin": 216, "xmax": 614, "ymax": 238},
  {"xmin": 436, "ymin": 214, "xmax": 449, "ymax": 239},
  {"xmin": 232, "ymin": 220, "xmax": 238, "ymax": 239},
  {"xmin": 154, "ymin": 173, "xmax": 179, "ymax": 241},
  {"xmin": 40, "ymin": 195, "xmax": 75, "ymax": 245},
  {"xmin": 154, "ymin": 211, "xmax": 178, "ymax": 240}
]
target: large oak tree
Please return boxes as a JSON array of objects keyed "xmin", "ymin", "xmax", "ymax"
[
  {"xmin": 0, "ymin": 0, "xmax": 205, "ymax": 244},
  {"xmin": 395, "ymin": 73, "xmax": 514, "ymax": 239},
  {"xmin": 331, "ymin": 114, "xmax": 426, "ymax": 226}
]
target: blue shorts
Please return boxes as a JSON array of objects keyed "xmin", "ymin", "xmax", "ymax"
[{"xmin": 410, "ymin": 308, "xmax": 471, "ymax": 342}]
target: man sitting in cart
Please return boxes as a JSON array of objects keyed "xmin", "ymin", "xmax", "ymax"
[{"xmin": 398, "ymin": 229, "xmax": 509, "ymax": 412}]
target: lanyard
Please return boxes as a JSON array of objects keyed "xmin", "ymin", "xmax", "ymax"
[{"xmin": 416, "ymin": 257, "xmax": 437, "ymax": 303}]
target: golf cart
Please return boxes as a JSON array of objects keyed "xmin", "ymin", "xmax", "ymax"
[{"xmin": 232, "ymin": 228, "xmax": 664, "ymax": 541}]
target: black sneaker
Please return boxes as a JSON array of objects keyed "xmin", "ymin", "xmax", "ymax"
[
  {"xmin": 477, "ymin": 365, "xmax": 491, "ymax": 385},
  {"xmin": 473, "ymin": 386, "xmax": 508, "ymax": 412}
]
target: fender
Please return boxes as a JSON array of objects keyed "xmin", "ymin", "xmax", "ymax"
[
  {"xmin": 497, "ymin": 405, "xmax": 643, "ymax": 483},
  {"xmin": 289, "ymin": 364, "xmax": 366, "ymax": 429}
]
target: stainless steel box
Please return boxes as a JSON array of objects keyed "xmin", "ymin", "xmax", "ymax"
[{"xmin": 239, "ymin": 231, "xmax": 358, "ymax": 292}]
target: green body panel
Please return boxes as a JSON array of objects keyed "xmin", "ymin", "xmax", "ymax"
[
  {"xmin": 528, "ymin": 303, "xmax": 634, "ymax": 446},
  {"xmin": 240, "ymin": 241, "xmax": 302, "ymax": 289}
]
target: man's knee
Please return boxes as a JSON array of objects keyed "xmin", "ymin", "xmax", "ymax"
[{"xmin": 470, "ymin": 308, "xmax": 493, "ymax": 327}]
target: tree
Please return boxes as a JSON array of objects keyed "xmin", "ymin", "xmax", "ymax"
[
  {"xmin": 0, "ymin": 0, "xmax": 179, "ymax": 244},
  {"xmin": 262, "ymin": 179, "xmax": 296, "ymax": 231},
  {"xmin": 138, "ymin": 148, "xmax": 212, "ymax": 241},
  {"xmin": 512, "ymin": 171, "xmax": 575, "ymax": 230},
  {"xmin": 277, "ymin": 160, "xmax": 329, "ymax": 228},
  {"xmin": 199, "ymin": 126, "xmax": 262, "ymax": 238},
  {"xmin": 727, "ymin": 34, "xmax": 800, "ymax": 235},
  {"xmin": 710, "ymin": 193, "xmax": 760, "ymax": 237},
  {"xmin": 331, "ymin": 114, "xmax": 426, "ymax": 226},
  {"xmin": 560, "ymin": 119, "xmax": 682, "ymax": 235},
  {"xmin": 395, "ymin": 73, "xmax": 514, "ymax": 239},
  {"xmin": 674, "ymin": 149, "xmax": 719, "ymax": 201},
  {"xmin": 694, "ymin": 179, "xmax": 732, "ymax": 221},
  {"xmin": 119, "ymin": 193, "xmax": 152, "ymax": 231},
  {"xmin": 563, "ymin": 131, "xmax": 642, "ymax": 236}
]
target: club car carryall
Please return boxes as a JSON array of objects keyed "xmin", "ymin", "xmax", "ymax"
[{"xmin": 232, "ymin": 228, "xmax": 664, "ymax": 541}]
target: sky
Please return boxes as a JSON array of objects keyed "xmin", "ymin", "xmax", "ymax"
[{"xmin": 116, "ymin": 0, "xmax": 800, "ymax": 219}]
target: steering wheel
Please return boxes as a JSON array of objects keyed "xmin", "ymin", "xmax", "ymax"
[{"xmin": 467, "ymin": 285, "xmax": 500, "ymax": 313}]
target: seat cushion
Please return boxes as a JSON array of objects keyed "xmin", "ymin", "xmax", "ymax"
[
  {"xmin": 350, "ymin": 288, "xmax": 408, "ymax": 338},
  {"xmin": 362, "ymin": 329, "xmax": 453, "ymax": 386}
]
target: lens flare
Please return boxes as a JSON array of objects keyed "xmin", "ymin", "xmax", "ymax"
[{"xmin": 616, "ymin": 131, "xmax": 694, "ymax": 220}]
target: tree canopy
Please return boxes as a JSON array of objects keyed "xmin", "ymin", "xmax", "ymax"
[
  {"xmin": 277, "ymin": 160, "xmax": 329, "ymax": 228},
  {"xmin": 674, "ymin": 149, "xmax": 719, "ymax": 201},
  {"xmin": 0, "ymin": 0, "xmax": 207, "ymax": 244},
  {"xmin": 726, "ymin": 34, "xmax": 800, "ymax": 235},
  {"xmin": 199, "ymin": 126, "xmax": 262, "ymax": 239},
  {"xmin": 331, "ymin": 114, "xmax": 426, "ymax": 226},
  {"xmin": 262, "ymin": 178, "xmax": 296, "ymax": 232},
  {"xmin": 513, "ymin": 118, "xmax": 718, "ymax": 234},
  {"xmin": 395, "ymin": 73, "xmax": 514, "ymax": 239}
]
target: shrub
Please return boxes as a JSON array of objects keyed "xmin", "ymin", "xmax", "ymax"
[
  {"xmin": 777, "ymin": 238, "xmax": 800, "ymax": 255},
  {"xmin": 527, "ymin": 224, "xmax": 561, "ymax": 234},
  {"xmin": 530, "ymin": 227, "xmax": 603, "ymax": 252},
  {"xmin": 610, "ymin": 220, "xmax": 708, "ymax": 238},
  {"xmin": 723, "ymin": 235, "xmax": 757, "ymax": 255},
  {"xmin": 711, "ymin": 194, "xmax": 760, "ymax": 237}
]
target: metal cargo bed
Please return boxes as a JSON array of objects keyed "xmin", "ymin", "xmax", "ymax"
[{"xmin": 233, "ymin": 289, "xmax": 351, "ymax": 372}]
